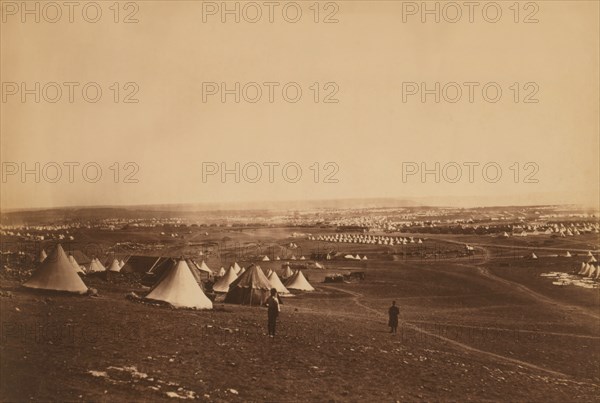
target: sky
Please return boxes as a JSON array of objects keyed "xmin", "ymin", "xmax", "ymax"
[{"xmin": 1, "ymin": 1, "xmax": 599, "ymax": 210}]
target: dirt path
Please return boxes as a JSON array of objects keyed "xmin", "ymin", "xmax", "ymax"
[{"xmin": 318, "ymin": 284, "xmax": 600, "ymax": 388}]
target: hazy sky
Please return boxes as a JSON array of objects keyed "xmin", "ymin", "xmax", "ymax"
[{"xmin": 1, "ymin": 1, "xmax": 598, "ymax": 210}]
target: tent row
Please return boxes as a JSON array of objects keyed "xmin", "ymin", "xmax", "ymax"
[
  {"xmin": 577, "ymin": 261, "xmax": 600, "ymax": 279},
  {"xmin": 308, "ymin": 234, "xmax": 423, "ymax": 245}
]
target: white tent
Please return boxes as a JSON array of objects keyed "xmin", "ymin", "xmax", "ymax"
[
  {"xmin": 268, "ymin": 271, "xmax": 290, "ymax": 294},
  {"xmin": 88, "ymin": 258, "xmax": 106, "ymax": 273},
  {"xmin": 275, "ymin": 256, "xmax": 281, "ymax": 261},
  {"xmin": 262, "ymin": 255, "xmax": 270, "ymax": 261},
  {"xmin": 314, "ymin": 262, "xmax": 324, "ymax": 269},
  {"xmin": 38, "ymin": 249, "xmax": 48, "ymax": 263},
  {"xmin": 588, "ymin": 265, "xmax": 597, "ymax": 278},
  {"xmin": 589, "ymin": 256, "xmax": 597, "ymax": 263},
  {"xmin": 578, "ymin": 262, "xmax": 587, "ymax": 275},
  {"xmin": 564, "ymin": 251, "xmax": 572, "ymax": 258},
  {"xmin": 587, "ymin": 251, "xmax": 593, "ymax": 257},
  {"xmin": 213, "ymin": 266, "xmax": 238, "ymax": 293},
  {"xmin": 355, "ymin": 254, "xmax": 360, "ymax": 260},
  {"xmin": 362, "ymin": 255, "xmax": 368, "ymax": 260},
  {"xmin": 196, "ymin": 260, "xmax": 213, "ymax": 274},
  {"xmin": 108, "ymin": 258, "xmax": 121, "ymax": 272},
  {"xmin": 217, "ymin": 267, "xmax": 226, "ymax": 277},
  {"xmin": 285, "ymin": 270, "xmax": 315, "ymax": 291},
  {"xmin": 68, "ymin": 254, "xmax": 85, "ymax": 274},
  {"xmin": 531, "ymin": 253, "xmax": 538, "ymax": 259},
  {"xmin": 232, "ymin": 262, "xmax": 242, "ymax": 274},
  {"xmin": 344, "ymin": 254, "xmax": 354, "ymax": 260},
  {"xmin": 281, "ymin": 265, "xmax": 294, "ymax": 279},
  {"xmin": 581, "ymin": 264, "xmax": 591, "ymax": 276},
  {"xmin": 23, "ymin": 244, "xmax": 88, "ymax": 294},
  {"xmin": 290, "ymin": 255, "xmax": 297, "ymax": 260},
  {"xmin": 119, "ymin": 259, "xmax": 126, "ymax": 268},
  {"xmin": 145, "ymin": 259, "xmax": 213, "ymax": 309}
]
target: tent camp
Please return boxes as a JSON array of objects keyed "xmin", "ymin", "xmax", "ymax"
[
  {"xmin": 145, "ymin": 259, "xmax": 213, "ymax": 309},
  {"xmin": 285, "ymin": 270, "xmax": 315, "ymax": 291},
  {"xmin": 108, "ymin": 259, "xmax": 122, "ymax": 272},
  {"xmin": 23, "ymin": 244, "xmax": 88, "ymax": 294},
  {"xmin": 212, "ymin": 266, "xmax": 238, "ymax": 293},
  {"xmin": 268, "ymin": 270, "xmax": 290, "ymax": 295},
  {"xmin": 224, "ymin": 264, "xmax": 272, "ymax": 305},
  {"xmin": 68, "ymin": 254, "xmax": 85, "ymax": 274}
]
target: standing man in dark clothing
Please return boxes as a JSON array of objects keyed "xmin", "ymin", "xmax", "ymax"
[
  {"xmin": 388, "ymin": 301, "xmax": 399, "ymax": 334},
  {"xmin": 266, "ymin": 288, "xmax": 280, "ymax": 337}
]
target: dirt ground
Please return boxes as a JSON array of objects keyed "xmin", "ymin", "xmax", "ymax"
[{"xmin": 1, "ymin": 232, "xmax": 599, "ymax": 402}]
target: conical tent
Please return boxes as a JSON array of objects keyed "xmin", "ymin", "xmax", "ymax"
[
  {"xmin": 588, "ymin": 265, "xmax": 597, "ymax": 278},
  {"xmin": 362, "ymin": 255, "xmax": 368, "ymax": 260},
  {"xmin": 531, "ymin": 253, "xmax": 538, "ymax": 259},
  {"xmin": 281, "ymin": 265, "xmax": 294, "ymax": 279},
  {"xmin": 565, "ymin": 251, "xmax": 572, "ymax": 258},
  {"xmin": 285, "ymin": 270, "xmax": 315, "ymax": 291},
  {"xmin": 108, "ymin": 259, "xmax": 121, "ymax": 272},
  {"xmin": 262, "ymin": 255, "xmax": 270, "ymax": 261},
  {"xmin": 589, "ymin": 256, "xmax": 597, "ymax": 263},
  {"xmin": 88, "ymin": 258, "xmax": 106, "ymax": 272},
  {"xmin": 145, "ymin": 259, "xmax": 212, "ymax": 309},
  {"xmin": 119, "ymin": 259, "xmax": 126, "ymax": 268},
  {"xmin": 23, "ymin": 244, "xmax": 88, "ymax": 294},
  {"xmin": 185, "ymin": 259, "xmax": 205, "ymax": 286},
  {"xmin": 39, "ymin": 249, "xmax": 47, "ymax": 263},
  {"xmin": 213, "ymin": 266, "xmax": 238, "ymax": 293},
  {"xmin": 224, "ymin": 264, "xmax": 272, "ymax": 305},
  {"xmin": 268, "ymin": 271, "xmax": 290, "ymax": 294},
  {"xmin": 197, "ymin": 260, "xmax": 213, "ymax": 274},
  {"xmin": 68, "ymin": 254, "xmax": 85, "ymax": 274},
  {"xmin": 232, "ymin": 262, "xmax": 242, "ymax": 274},
  {"xmin": 217, "ymin": 267, "xmax": 226, "ymax": 277}
]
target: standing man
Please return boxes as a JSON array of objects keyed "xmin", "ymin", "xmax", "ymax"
[
  {"xmin": 388, "ymin": 301, "xmax": 399, "ymax": 334},
  {"xmin": 266, "ymin": 288, "xmax": 280, "ymax": 337}
]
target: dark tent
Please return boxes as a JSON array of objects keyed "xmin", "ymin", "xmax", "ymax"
[{"xmin": 224, "ymin": 264, "xmax": 272, "ymax": 306}]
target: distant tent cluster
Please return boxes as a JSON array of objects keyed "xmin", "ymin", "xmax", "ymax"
[
  {"xmin": 309, "ymin": 234, "xmax": 423, "ymax": 245},
  {"xmin": 344, "ymin": 254, "xmax": 368, "ymax": 261},
  {"xmin": 214, "ymin": 262, "xmax": 315, "ymax": 304},
  {"xmin": 577, "ymin": 254, "xmax": 599, "ymax": 279},
  {"xmin": 511, "ymin": 223, "xmax": 599, "ymax": 237}
]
